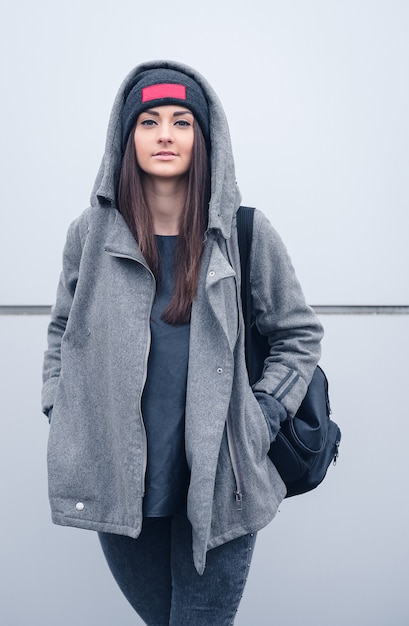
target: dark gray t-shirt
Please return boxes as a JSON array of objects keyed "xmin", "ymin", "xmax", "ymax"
[{"xmin": 141, "ymin": 235, "xmax": 190, "ymax": 517}]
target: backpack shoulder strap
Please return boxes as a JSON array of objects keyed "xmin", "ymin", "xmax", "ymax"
[
  {"xmin": 236, "ymin": 205, "xmax": 255, "ymax": 324},
  {"xmin": 236, "ymin": 206, "xmax": 256, "ymax": 375}
]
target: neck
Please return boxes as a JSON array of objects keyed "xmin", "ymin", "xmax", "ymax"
[{"xmin": 143, "ymin": 176, "xmax": 187, "ymax": 235}]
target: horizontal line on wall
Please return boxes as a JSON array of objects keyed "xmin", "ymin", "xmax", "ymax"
[
  {"xmin": 312, "ymin": 305, "xmax": 409, "ymax": 315},
  {"xmin": 1, "ymin": 305, "xmax": 409, "ymax": 316},
  {"xmin": 0, "ymin": 306, "xmax": 52, "ymax": 315}
]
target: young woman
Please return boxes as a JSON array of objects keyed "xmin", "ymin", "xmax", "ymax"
[{"xmin": 42, "ymin": 61, "xmax": 323, "ymax": 625}]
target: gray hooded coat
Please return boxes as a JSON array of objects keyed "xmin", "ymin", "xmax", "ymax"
[{"xmin": 42, "ymin": 60, "xmax": 323, "ymax": 575}]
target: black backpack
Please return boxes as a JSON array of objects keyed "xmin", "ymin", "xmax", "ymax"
[{"xmin": 237, "ymin": 206, "xmax": 341, "ymax": 497}]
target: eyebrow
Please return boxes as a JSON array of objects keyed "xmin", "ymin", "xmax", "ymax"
[
  {"xmin": 142, "ymin": 109, "xmax": 194, "ymax": 117},
  {"xmin": 173, "ymin": 110, "xmax": 194, "ymax": 117}
]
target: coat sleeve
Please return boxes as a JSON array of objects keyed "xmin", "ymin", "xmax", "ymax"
[
  {"xmin": 250, "ymin": 209, "xmax": 324, "ymax": 418},
  {"xmin": 41, "ymin": 212, "xmax": 89, "ymax": 415}
]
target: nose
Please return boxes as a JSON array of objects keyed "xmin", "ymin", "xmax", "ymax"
[{"xmin": 157, "ymin": 121, "xmax": 174, "ymax": 144}]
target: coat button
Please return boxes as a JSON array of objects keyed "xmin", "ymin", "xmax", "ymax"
[
  {"xmin": 217, "ymin": 367, "xmax": 223, "ymax": 374},
  {"xmin": 209, "ymin": 270, "xmax": 215, "ymax": 277},
  {"xmin": 76, "ymin": 502, "xmax": 85, "ymax": 511}
]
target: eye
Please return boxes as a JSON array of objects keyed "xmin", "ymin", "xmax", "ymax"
[
  {"xmin": 140, "ymin": 118, "xmax": 157, "ymax": 127},
  {"xmin": 175, "ymin": 119, "xmax": 192, "ymax": 127}
]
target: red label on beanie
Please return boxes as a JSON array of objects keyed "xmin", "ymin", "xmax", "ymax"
[{"xmin": 142, "ymin": 83, "xmax": 187, "ymax": 102}]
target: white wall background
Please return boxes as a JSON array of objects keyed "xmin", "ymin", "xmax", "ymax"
[
  {"xmin": 1, "ymin": 0, "xmax": 408, "ymax": 305},
  {"xmin": 2, "ymin": 314, "xmax": 409, "ymax": 625},
  {"xmin": 1, "ymin": 1, "xmax": 408, "ymax": 625}
]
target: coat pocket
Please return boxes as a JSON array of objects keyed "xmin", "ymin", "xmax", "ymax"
[{"xmin": 242, "ymin": 386, "xmax": 272, "ymax": 464}]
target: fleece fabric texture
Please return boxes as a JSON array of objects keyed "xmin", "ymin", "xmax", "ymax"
[{"xmin": 42, "ymin": 59, "xmax": 324, "ymax": 575}]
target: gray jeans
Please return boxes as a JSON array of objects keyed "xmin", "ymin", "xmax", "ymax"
[{"xmin": 98, "ymin": 515, "xmax": 257, "ymax": 626}]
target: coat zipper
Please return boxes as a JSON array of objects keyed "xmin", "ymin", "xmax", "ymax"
[
  {"xmin": 138, "ymin": 322, "xmax": 152, "ymax": 495},
  {"xmin": 105, "ymin": 250, "xmax": 155, "ymax": 496},
  {"xmin": 224, "ymin": 235, "xmax": 245, "ymax": 511},
  {"xmin": 226, "ymin": 415, "xmax": 244, "ymax": 510}
]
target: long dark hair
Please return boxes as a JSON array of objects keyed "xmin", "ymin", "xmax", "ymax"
[{"xmin": 117, "ymin": 120, "xmax": 210, "ymax": 325}]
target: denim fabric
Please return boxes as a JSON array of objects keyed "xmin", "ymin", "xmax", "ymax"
[{"xmin": 98, "ymin": 515, "xmax": 257, "ymax": 625}]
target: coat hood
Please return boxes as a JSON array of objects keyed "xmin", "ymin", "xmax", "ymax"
[{"xmin": 91, "ymin": 60, "xmax": 242, "ymax": 239}]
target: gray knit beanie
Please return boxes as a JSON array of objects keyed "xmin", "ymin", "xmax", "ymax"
[{"xmin": 121, "ymin": 69, "xmax": 210, "ymax": 150}]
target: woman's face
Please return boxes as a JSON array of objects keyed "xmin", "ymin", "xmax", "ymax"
[{"xmin": 133, "ymin": 105, "xmax": 195, "ymax": 183}]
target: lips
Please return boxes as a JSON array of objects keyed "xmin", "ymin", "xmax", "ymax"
[{"xmin": 154, "ymin": 151, "xmax": 176, "ymax": 156}]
